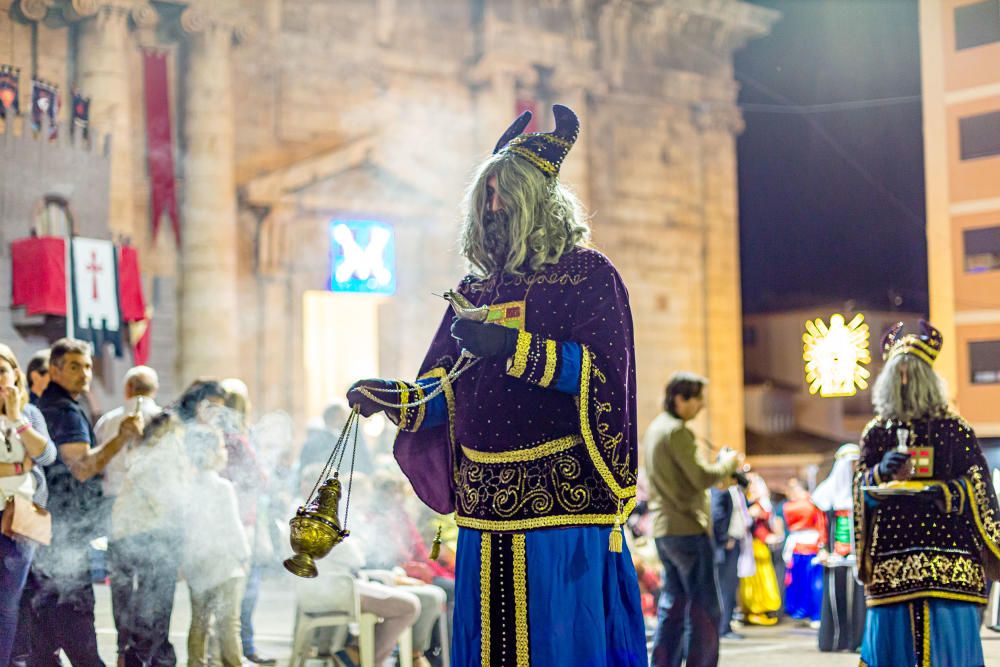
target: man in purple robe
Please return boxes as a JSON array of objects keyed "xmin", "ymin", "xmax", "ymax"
[{"xmin": 347, "ymin": 104, "xmax": 646, "ymax": 666}]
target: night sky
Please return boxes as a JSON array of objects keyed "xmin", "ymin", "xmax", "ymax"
[{"xmin": 736, "ymin": 0, "xmax": 928, "ymax": 314}]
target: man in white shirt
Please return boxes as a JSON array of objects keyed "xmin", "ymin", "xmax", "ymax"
[{"xmin": 93, "ymin": 366, "xmax": 162, "ymax": 664}]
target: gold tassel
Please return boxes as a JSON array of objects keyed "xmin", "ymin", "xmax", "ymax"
[
  {"xmin": 429, "ymin": 525, "xmax": 442, "ymax": 560},
  {"xmin": 609, "ymin": 516, "xmax": 623, "ymax": 553}
]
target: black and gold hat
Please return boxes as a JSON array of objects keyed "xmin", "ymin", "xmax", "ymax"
[
  {"xmin": 492, "ymin": 104, "xmax": 579, "ymax": 178},
  {"xmin": 881, "ymin": 320, "xmax": 944, "ymax": 366}
]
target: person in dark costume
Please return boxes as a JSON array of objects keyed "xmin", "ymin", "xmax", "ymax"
[
  {"xmin": 854, "ymin": 320, "xmax": 1000, "ymax": 667},
  {"xmin": 347, "ymin": 104, "xmax": 645, "ymax": 667},
  {"xmin": 812, "ymin": 443, "xmax": 866, "ymax": 652}
]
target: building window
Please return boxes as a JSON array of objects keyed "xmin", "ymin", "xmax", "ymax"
[
  {"xmin": 32, "ymin": 196, "xmax": 74, "ymax": 237},
  {"xmin": 960, "ymin": 111, "xmax": 1000, "ymax": 160},
  {"xmin": 964, "ymin": 226, "xmax": 1000, "ymax": 272},
  {"xmin": 955, "ymin": 1, "xmax": 1000, "ymax": 51},
  {"xmin": 970, "ymin": 340, "xmax": 1000, "ymax": 384}
]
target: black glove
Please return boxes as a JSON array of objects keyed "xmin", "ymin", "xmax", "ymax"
[
  {"xmin": 450, "ymin": 318, "xmax": 519, "ymax": 358},
  {"xmin": 878, "ymin": 450, "xmax": 911, "ymax": 480},
  {"xmin": 346, "ymin": 378, "xmax": 398, "ymax": 419}
]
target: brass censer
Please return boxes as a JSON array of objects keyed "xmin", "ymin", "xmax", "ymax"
[{"xmin": 284, "ymin": 406, "xmax": 361, "ymax": 578}]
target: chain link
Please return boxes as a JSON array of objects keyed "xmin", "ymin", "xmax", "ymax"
[{"xmin": 355, "ymin": 352, "xmax": 480, "ymax": 409}]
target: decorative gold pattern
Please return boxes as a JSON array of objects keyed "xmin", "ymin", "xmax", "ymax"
[
  {"xmin": 509, "ymin": 331, "xmax": 532, "ymax": 379},
  {"xmin": 539, "ymin": 339, "xmax": 558, "ymax": 388},
  {"xmin": 579, "ymin": 347, "xmax": 636, "ymax": 499},
  {"xmin": 870, "ymin": 552, "xmax": 983, "ymax": 591},
  {"xmin": 509, "ymin": 145, "xmax": 558, "ymax": 175},
  {"xmin": 397, "ymin": 382, "xmax": 411, "ymax": 431},
  {"xmin": 456, "ymin": 497, "xmax": 637, "ymax": 532},
  {"xmin": 865, "ymin": 589, "xmax": 987, "ymax": 607},
  {"xmin": 964, "ymin": 469, "xmax": 1000, "ymax": 560},
  {"xmin": 465, "ymin": 271, "xmax": 588, "ymax": 294},
  {"xmin": 922, "ymin": 600, "xmax": 930, "ymax": 667},
  {"xmin": 480, "ymin": 535, "xmax": 491, "ymax": 667},
  {"xmin": 461, "ymin": 435, "xmax": 582, "ymax": 464},
  {"xmin": 512, "ymin": 534, "xmax": 529, "ymax": 667}
]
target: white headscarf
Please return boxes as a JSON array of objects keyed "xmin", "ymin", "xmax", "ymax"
[{"xmin": 812, "ymin": 443, "xmax": 860, "ymax": 512}]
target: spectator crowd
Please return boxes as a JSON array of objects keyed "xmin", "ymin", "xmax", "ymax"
[{"xmin": 0, "ymin": 337, "xmax": 451, "ymax": 667}]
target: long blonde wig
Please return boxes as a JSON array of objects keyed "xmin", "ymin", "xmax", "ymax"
[
  {"xmin": 871, "ymin": 353, "xmax": 948, "ymax": 421},
  {"xmin": 459, "ymin": 151, "xmax": 589, "ymax": 277}
]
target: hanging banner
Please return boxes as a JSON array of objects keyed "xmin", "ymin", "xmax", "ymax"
[
  {"xmin": 30, "ymin": 79, "xmax": 59, "ymax": 139},
  {"xmin": 142, "ymin": 50, "xmax": 180, "ymax": 244},
  {"xmin": 516, "ymin": 97, "xmax": 539, "ymax": 133},
  {"xmin": 70, "ymin": 237, "xmax": 123, "ymax": 357},
  {"xmin": 71, "ymin": 88, "xmax": 90, "ymax": 141},
  {"xmin": 0, "ymin": 66, "xmax": 19, "ymax": 118}
]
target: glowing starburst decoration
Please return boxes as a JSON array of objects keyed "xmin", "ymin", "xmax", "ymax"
[{"xmin": 803, "ymin": 313, "xmax": 871, "ymax": 397}]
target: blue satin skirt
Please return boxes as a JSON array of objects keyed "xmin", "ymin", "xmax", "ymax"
[
  {"xmin": 860, "ymin": 598, "xmax": 984, "ymax": 667},
  {"xmin": 451, "ymin": 525, "xmax": 646, "ymax": 667},
  {"xmin": 785, "ymin": 552, "xmax": 824, "ymax": 620}
]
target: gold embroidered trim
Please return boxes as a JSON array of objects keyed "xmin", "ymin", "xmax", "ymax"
[
  {"xmin": 509, "ymin": 330, "xmax": 532, "ymax": 379},
  {"xmin": 398, "ymin": 382, "xmax": 410, "ymax": 431},
  {"xmin": 964, "ymin": 471, "xmax": 1000, "ymax": 561},
  {"xmin": 869, "ymin": 551, "xmax": 984, "ymax": 590},
  {"xmin": 909, "ymin": 603, "xmax": 917, "ymax": 660},
  {"xmin": 579, "ymin": 347, "xmax": 635, "ymax": 500},
  {"xmin": 509, "ymin": 146, "xmax": 557, "ymax": 175},
  {"xmin": 922, "ymin": 600, "xmax": 930, "ymax": 667},
  {"xmin": 866, "ymin": 590, "xmax": 987, "ymax": 608},
  {"xmin": 461, "ymin": 435, "xmax": 582, "ymax": 464},
  {"xmin": 480, "ymin": 534, "xmax": 491, "ymax": 667},
  {"xmin": 539, "ymin": 339, "xmax": 558, "ymax": 388},
  {"xmin": 456, "ymin": 497, "xmax": 637, "ymax": 532},
  {"xmin": 512, "ymin": 534, "xmax": 529, "ymax": 667}
]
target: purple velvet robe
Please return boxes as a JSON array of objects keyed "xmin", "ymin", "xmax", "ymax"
[{"xmin": 394, "ymin": 246, "xmax": 638, "ymax": 531}]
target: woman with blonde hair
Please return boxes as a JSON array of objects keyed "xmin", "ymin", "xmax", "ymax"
[{"xmin": 0, "ymin": 343, "xmax": 57, "ymax": 665}]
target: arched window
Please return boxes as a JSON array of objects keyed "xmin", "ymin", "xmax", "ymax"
[{"xmin": 32, "ymin": 195, "xmax": 74, "ymax": 237}]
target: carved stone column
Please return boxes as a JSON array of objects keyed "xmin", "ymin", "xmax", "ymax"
[
  {"xmin": 176, "ymin": 8, "xmax": 242, "ymax": 383},
  {"xmin": 74, "ymin": 1, "xmax": 145, "ymax": 239},
  {"xmin": 696, "ymin": 103, "xmax": 747, "ymax": 452}
]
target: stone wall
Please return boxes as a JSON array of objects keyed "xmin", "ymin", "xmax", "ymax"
[{"xmin": 0, "ymin": 0, "xmax": 778, "ymax": 453}]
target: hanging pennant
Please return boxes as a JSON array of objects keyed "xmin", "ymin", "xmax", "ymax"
[
  {"xmin": 69, "ymin": 237, "xmax": 124, "ymax": 358},
  {"xmin": 515, "ymin": 97, "xmax": 539, "ymax": 133},
  {"xmin": 142, "ymin": 50, "xmax": 180, "ymax": 244},
  {"xmin": 71, "ymin": 88, "xmax": 90, "ymax": 141},
  {"xmin": 0, "ymin": 66, "xmax": 19, "ymax": 118},
  {"xmin": 30, "ymin": 79, "xmax": 60, "ymax": 139}
]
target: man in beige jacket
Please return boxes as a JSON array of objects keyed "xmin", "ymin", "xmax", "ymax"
[{"xmin": 645, "ymin": 372, "xmax": 741, "ymax": 667}]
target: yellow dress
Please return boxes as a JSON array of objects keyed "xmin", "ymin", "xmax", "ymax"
[{"xmin": 738, "ymin": 539, "xmax": 782, "ymax": 625}]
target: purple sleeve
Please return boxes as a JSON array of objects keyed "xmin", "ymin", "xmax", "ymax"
[{"xmin": 393, "ymin": 301, "xmax": 463, "ymax": 514}]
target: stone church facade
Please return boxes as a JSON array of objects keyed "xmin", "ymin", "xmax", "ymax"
[{"xmin": 0, "ymin": 0, "xmax": 776, "ymax": 449}]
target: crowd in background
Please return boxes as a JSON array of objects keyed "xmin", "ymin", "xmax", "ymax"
[{"xmin": 0, "ymin": 336, "xmax": 449, "ymax": 667}]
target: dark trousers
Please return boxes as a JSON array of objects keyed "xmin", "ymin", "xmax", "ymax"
[
  {"xmin": 111, "ymin": 531, "xmax": 181, "ymax": 667},
  {"xmin": 715, "ymin": 544, "xmax": 740, "ymax": 636},
  {"xmin": 29, "ymin": 568, "xmax": 104, "ymax": 667},
  {"xmin": 0, "ymin": 533, "xmax": 35, "ymax": 667},
  {"xmin": 651, "ymin": 534, "xmax": 722, "ymax": 667},
  {"xmin": 10, "ymin": 570, "xmax": 61, "ymax": 667}
]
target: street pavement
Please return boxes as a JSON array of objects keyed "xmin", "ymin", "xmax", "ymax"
[{"xmin": 91, "ymin": 576, "xmax": 1000, "ymax": 666}]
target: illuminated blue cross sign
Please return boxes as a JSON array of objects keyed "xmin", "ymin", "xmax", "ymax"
[{"xmin": 329, "ymin": 220, "xmax": 396, "ymax": 295}]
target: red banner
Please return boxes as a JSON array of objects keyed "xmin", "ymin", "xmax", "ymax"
[
  {"xmin": 142, "ymin": 50, "xmax": 180, "ymax": 244},
  {"xmin": 516, "ymin": 98, "xmax": 539, "ymax": 133},
  {"xmin": 10, "ymin": 237, "xmax": 66, "ymax": 316},
  {"xmin": 117, "ymin": 245, "xmax": 146, "ymax": 322}
]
